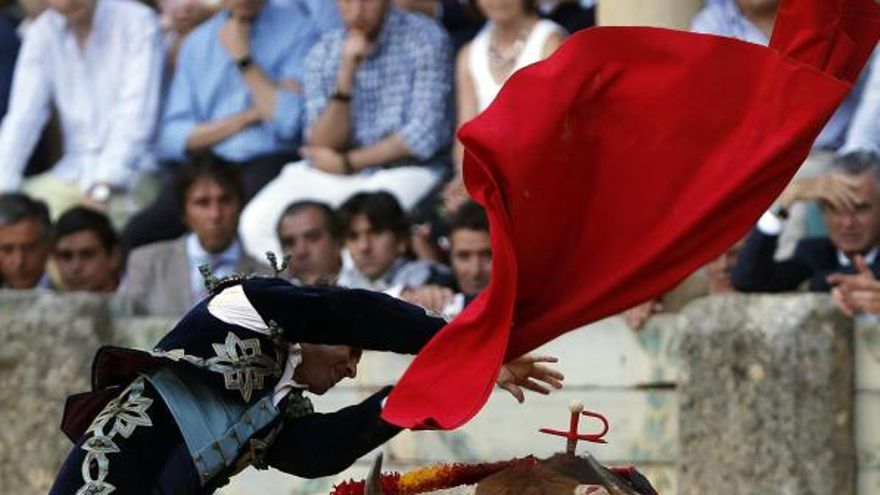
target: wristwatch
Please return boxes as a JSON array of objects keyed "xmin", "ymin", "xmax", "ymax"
[
  {"xmin": 772, "ymin": 204, "xmax": 790, "ymax": 220},
  {"xmin": 330, "ymin": 90, "xmax": 352, "ymax": 103},
  {"xmin": 236, "ymin": 55, "xmax": 254, "ymax": 72},
  {"xmin": 88, "ymin": 183, "xmax": 112, "ymax": 203}
]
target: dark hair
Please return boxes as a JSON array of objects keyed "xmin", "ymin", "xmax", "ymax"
[
  {"xmin": 466, "ymin": 0, "xmax": 538, "ymax": 19},
  {"xmin": 449, "ymin": 200, "xmax": 489, "ymax": 234},
  {"xmin": 338, "ymin": 191, "xmax": 410, "ymax": 240},
  {"xmin": 173, "ymin": 154, "xmax": 244, "ymax": 211},
  {"xmin": 276, "ymin": 200, "xmax": 343, "ymax": 242},
  {"xmin": 0, "ymin": 193, "xmax": 52, "ymax": 241},
  {"xmin": 829, "ymin": 151, "xmax": 880, "ymax": 177},
  {"xmin": 53, "ymin": 206, "xmax": 118, "ymax": 253}
]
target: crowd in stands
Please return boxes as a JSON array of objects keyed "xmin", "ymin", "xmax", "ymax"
[{"xmin": 1, "ymin": 0, "xmax": 880, "ymax": 329}]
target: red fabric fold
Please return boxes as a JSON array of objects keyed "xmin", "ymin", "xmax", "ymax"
[{"xmin": 382, "ymin": 0, "xmax": 880, "ymax": 430}]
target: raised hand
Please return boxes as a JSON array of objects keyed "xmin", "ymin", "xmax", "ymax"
[{"xmin": 777, "ymin": 173, "xmax": 861, "ymax": 213}]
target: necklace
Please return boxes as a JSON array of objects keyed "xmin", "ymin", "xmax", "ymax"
[{"xmin": 488, "ymin": 22, "xmax": 532, "ymax": 83}]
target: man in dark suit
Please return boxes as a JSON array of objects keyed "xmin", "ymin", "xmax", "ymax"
[
  {"xmin": 119, "ymin": 154, "xmax": 265, "ymax": 316},
  {"xmin": 732, "ymin": 151, "xmax": 880, "ymax": 292}
]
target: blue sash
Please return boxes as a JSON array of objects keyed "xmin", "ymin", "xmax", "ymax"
[{"xmin": 145, "ymin": 368, "xmax": 280, "ymax": 485}]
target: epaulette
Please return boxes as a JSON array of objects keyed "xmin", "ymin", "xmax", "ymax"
[{"xmin": 199, "ymin": 251, "xmax": 291, "ymax": 296}]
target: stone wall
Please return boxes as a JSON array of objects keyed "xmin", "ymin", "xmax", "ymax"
[
  {"xmin": 0, "ymin": 292, "xmax": 113, "ymax": 494},
  {"xmin": 677, "ymin": 295, "xmax": 854, "ymax": 495},
  {"xmin": 0, "ymin": 291, "xmax": 866, "ymax": 495},
  {"xmin": 856, "ymin": 317, "xmax": 880, "ymax": 493}
]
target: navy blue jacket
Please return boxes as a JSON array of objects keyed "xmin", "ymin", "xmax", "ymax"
[
  {"xmin": 731, "ymin": 229, "xmax": 880, "ymax": 292},
  {"xmin": 62, "ymin": 278, "xmax": 447, "ymax": 482}
]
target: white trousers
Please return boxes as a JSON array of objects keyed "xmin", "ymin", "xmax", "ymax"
[{"xmin": 239, "ymin": 160, "xmax": 444, "ymax": 261}]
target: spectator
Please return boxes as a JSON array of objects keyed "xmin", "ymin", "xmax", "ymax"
[
  {"xmin": 302, "ymin": 0, "xmax": 476, "ymax": 39},
  {"xmin": 538, "ymin": 0, "xmax": 594, "ymax": 34},
  {"xmin": 401, "ymin": 200, "xmax": 491, "ymax": 317},
  {"xmin": 239, "ymin": 0, "xmax": 454, "ymax": 259},
  {"xmin": 124, "ymin": 0, "xmax": 319, "ymax": 250},
  {"xmin": 828, "ymin": 254, "xmax": 880, "ymax": 317},
  {"xmin": 691, "ymin": 0, "xmax": 870, "ymax": 261},
  {"xmin": 692, "ymin": 0, "xmax": 776, "ymax": 43},
  {"xmin": 447, "ymin": 200, "xmax": 491, "ymax": 295},
  {"xmin": 732, "ymin": 152, "xmax": 880, "ymax": 293},
  {"xmin": 158, "ymin": 0, "xmax": 219, "ymax": 71},
  {"xmin": 443, "ymin": 0, "xmax": 565, "ymax": 212},
  {"xmin": 3, "ymin": 0, "xmax": 59, "ymax": 181},
  {"xmin": 691, "ymin": 0, "xmax": 860, "ymax": 153},
  {"xmin": 53, "ymin": 206, "xmax": 120, "ymax": 293},
  {"xmin": 337, "ymin": 192, "xmax": 454, "ymax": 292},
  {"xmin": 0, "ymin": 11, "xmax": 18, "ymax": 120},
  {"xmin": 119, "ymin": 155, "xmax": 264, "ymax": 317},
  {"xmin": 277, "ymin": 200, "xmax": 343, "ymax": 286},
  {"xmin": 842, "ymin": 55, "xmax": 880, "ymax": 154},
  {"xmin": 705, "ymin": 239, "xmax": 743, "ymax": 294},
  {"xmin": 10, "ymin": 0, "xmax": 48, "ymax": 35},
  {"xmin": 434, "ymin": 0, "xmax": 488, "ymax": 49},
  {"xmin": 0, "ymin": 193, "xmax": 51, "ymax": 289},
  {"xmin": 300, "ymin": 0, "xmax": 342, "ymax": 33},
  {"xmin": 0, "ymin": 0, "xmax": 164, "ymax": 222},
  {"xmin": 622, "ymin": 239, "xmax": 743, "ymax": 330}
]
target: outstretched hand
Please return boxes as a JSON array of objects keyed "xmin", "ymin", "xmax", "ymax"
[{"xmin": 496, "ymin": 354, "xmax": 564, "ymax": 403}]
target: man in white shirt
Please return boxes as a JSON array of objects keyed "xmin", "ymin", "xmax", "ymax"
[{"xmin": 0, "ymin": 0, "xmax": 163, "ymax": 222}]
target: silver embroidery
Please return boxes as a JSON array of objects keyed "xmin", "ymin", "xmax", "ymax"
[
  {"xmin": 78, "ymin": 378, "xmax": 153, "ymax": 495},
  {"xmin": 150, "ymin": 332, "xmax": 282, "ymax": 402},
  {"xmin": 209, "ymin": 333, "xmax": 280, "ymax": 402}
]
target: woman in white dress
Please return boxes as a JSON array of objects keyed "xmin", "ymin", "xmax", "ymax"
[{"xmin": 443, "ymin": 0, "xmax": 566, "ymax": 212}]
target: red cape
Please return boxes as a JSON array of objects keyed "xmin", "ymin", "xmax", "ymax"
[{"xmin": 383, "ymin": 0, "xmax": 880, "ymax": 430}]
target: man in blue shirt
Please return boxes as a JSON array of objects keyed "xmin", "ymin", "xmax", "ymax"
[
  {"xmin": 843, "ymin": 56, "xmax": 880, "ymax": 154},
  {"xmin": 123, "ymin": 0, "xmax": 320, "ymax": 251},
  {"xmin": 299, "ymin": 0, "xmax": 342, "ymax": 33},
  {"xmin": 240, "ymin": 0, "xmax": 454, "ymax": 259},
  {"xmin": 691, "ymin": 0, "xmax": 862, "ymax": 152}
]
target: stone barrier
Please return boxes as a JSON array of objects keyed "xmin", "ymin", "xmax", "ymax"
[
  {"xmin": 677, "ymin": 294, "xmax": 853, "ymax": 495},
  {"xmin": 0, "ymin": 291, "xmax": 867, "ymax": 495}
]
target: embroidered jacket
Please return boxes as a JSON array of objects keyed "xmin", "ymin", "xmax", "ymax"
[{"xmin": 61, "ymin": 277, "xmax": 446, "ymax": 446}]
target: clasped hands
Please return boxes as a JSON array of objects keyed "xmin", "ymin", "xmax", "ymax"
[{"xmin": 828, "ymin": 255, "xmax": 880, "ymax": 316}]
